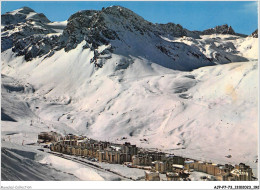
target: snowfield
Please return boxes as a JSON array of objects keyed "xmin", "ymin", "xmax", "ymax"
[
  {"xmin": 1, "ymin": 142, "xmax": 79, "ymax": 181},
  {"xmin": 1, "ymin": 6, "xmax": 258, "ymax": 181},
  {"xmin": 39, "ymin": 154, "xmax": 124, "ymax": 181}
]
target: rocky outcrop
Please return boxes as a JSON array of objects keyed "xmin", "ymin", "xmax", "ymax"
[
  {"xmin": 156, "ymin": 23, "xmax": 187, "ymax": 37},
  {"xmin": 250, "ymin": 29, "xmax": 258, "ymax": 38},
  {"xmin": 1, "ymin": 7, "xmax": 61, "ymax": 60},
  {"xmin": 61, "ymin": 6, "xmax": 204, "ymax": 52},
  {"xmin": 202, "ymin": 24, "xmax": 235, "ymax": 35},
  {"xmin": 60, "ymin": 6, "xmax": 156, "ymax": 51},
  {"xmin": 1, "ymin": 6, "xmax": 50, "ymax": 26}
]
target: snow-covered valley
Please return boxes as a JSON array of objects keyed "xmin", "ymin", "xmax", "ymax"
[{"xmin": 1, "ymin": 6, "xmax": 258, "ymax": 181}]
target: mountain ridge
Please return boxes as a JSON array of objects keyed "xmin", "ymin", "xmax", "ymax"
[{"xmin": 1, "ymin": 6, "xmax": 256, "ymax": 71}]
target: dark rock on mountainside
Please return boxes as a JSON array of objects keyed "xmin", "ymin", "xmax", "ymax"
[
  {"xmin": 1, "ymin": 7, "xmax": 60, "ymax": 60},
  {"xmin": 60, "ymin": 6, "xmax": 155, "ymax": 51},
  {"xmin": 157, "ymin": 23, "xmax": 187, "ymax": 37},
  {"xmin": 1, "ymin": 6, "xmax": 50, "ymax": 26},
  {"xmin": 61, "ymin": 6, "xmax": 203, "ymax": 52},
  {"xmin": 60, "ymin": 9, "xmax": 112, "ymax": 51},
  {"xmin": 250, "ymin": 29, "xmax": 258, "ymax": 38},
  {"xmin": 202, "ymin": 24, "xmax": 235, "ymax": 35}
]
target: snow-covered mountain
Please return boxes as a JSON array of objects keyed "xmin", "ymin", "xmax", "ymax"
[
  {"xmin": 2, "ymin": 6, "xmax": 255, "ymax": 69},
  {"xmin": 1, "ymin": 6, "xmax": 259, "ymax": 180},
  {"xmin": 1, "ymin": 7, "xmax": 66, "ymax": 60}
]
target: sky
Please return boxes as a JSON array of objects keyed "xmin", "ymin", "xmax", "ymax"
[{"xmin": 1, "ymin": 1, "xmax": 258, "ymax": 35}]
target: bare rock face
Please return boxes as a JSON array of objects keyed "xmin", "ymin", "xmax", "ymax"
[
  {"xmin": 60, "ymin": 6, "xmax": 155, "ymax": 51},
  {"xmin": 157, "ymin": 23, "xmax": 187, "ymax": 37},
  {"xmin": 250, "ymin": 29, "xmax": 258, "ymax": 38},
  {"xmin": 1, "ymin": 7, "xmax": 60, "ymax": 61},
  {"xmin": 60, "ymin": 6, "xmax": 204, "ymax": 53},
  {"xmin": 1, "ymin": 6, "xmax": 50, "ymax": 26},
  {"xmin": 202, "ymin": 24, "xmax": 235, "ymax": 35},
  {"xmin": 13, "ymin": 34, "xmax": 60, "ymax": 61},
  {"xmin": 60, "ymin": 10, "xmax": 100, "ymax": 51}
]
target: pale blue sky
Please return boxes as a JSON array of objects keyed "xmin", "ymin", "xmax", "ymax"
[{"xmin": 1, "ymin": 1, "xmax": 258, "ymax": 35}]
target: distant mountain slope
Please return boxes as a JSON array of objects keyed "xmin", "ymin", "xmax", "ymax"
[{"xmin": 1, "ymin": 7, "xmax": 66, "ymax": 60}]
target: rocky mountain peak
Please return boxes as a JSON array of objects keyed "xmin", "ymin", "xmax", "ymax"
[
  {"xmin": 1, "ymin": 6, "xmax": 50, "ymax": 26},
  {"xmin": 16, "ymin": 6, "xmax": 35, "ymax": 14},
  {"xmin": 101, "ymin": 5, "xmax": 148, "ymax": 24},
  {"xmin": 202, "ymin": 24, "xmax": 235, "ymax": 35},
  {"xmin": 250, "ymin": 29, "xmax": 258, "ymax": 38},
  {"xmin": 1, "ymin": 7, "xmax": 59, "ymax": 61},
  {"xmin": 61, "ymin": 5, "xmax": 155, "ymax": 52}
]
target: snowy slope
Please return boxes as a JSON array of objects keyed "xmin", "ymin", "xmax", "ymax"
[
  {"xmin": 1, "ymin": 52, "xmax": 258, "ymax": 176},
  {"xmin": 1, "ymin": 144, "xmax": 79, "ymax": 181},
  {"xmin": 173, "ymin": 34, "xmax": 257, "ymax": 64},
  {"xmin": 1, "ymin": 141, "xmax": 126, "ymax": 181},
  {"xmin": 1, "ymin": 6, "xmax": 259, "ymax": 180}
]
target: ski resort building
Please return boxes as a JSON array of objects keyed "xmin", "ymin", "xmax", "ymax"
[
  {"xmin": 46, "ymin": 133, "xmax": 255, "ymax": 181},
  {"xmin": 166, "ymin": 172, "xmax": 180, "ymax": 181},
  {"xmin": 38, "ymin": 131, "xmax": 62, "ymax": 143},
  {"xmin": 145, "ymin": 171, "xmax": 160, "ymax": 181}
]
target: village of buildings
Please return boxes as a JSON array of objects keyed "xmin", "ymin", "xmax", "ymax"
[{"xmin": 38, "ymin": 131, "xmax": 257, "ymax": 181}]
